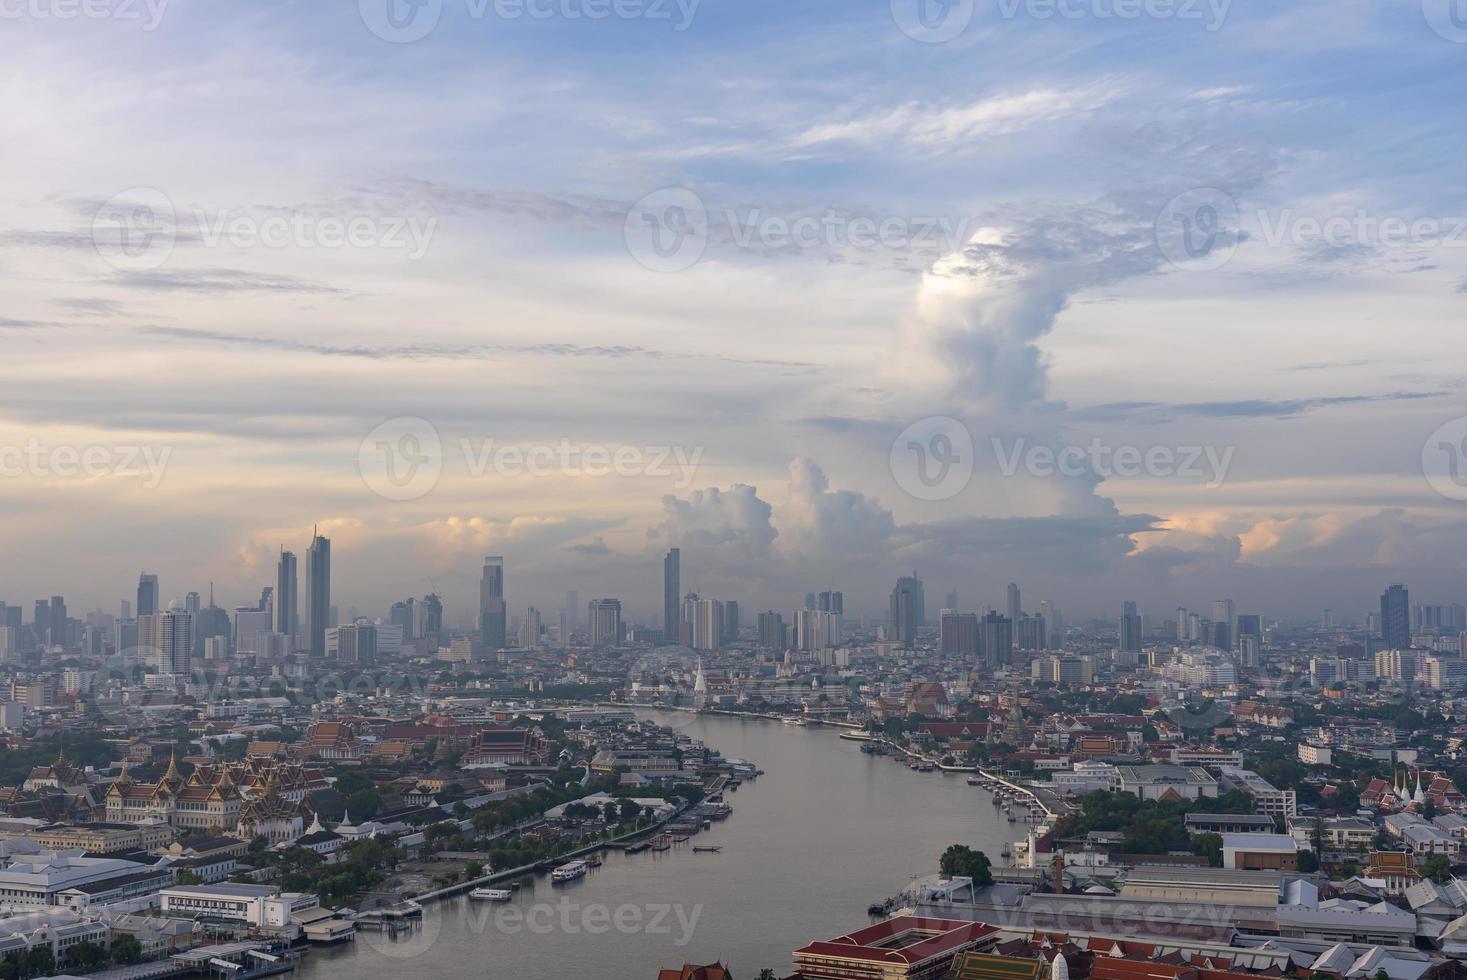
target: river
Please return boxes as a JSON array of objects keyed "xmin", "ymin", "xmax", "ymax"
[{"xmin": 295, "ymin": 712, "xmax": 1017, "ymax": 980}]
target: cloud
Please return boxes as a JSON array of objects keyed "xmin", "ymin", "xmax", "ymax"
[
  {"xmin": 115, "ymin": 268, "xmax": 345, "ymax": 294},
  {"xmin": 566, "ymin": 537, "xmax": 612, "ymax": 556},
  {"xmin": 1074, "ymin": 391, "xmax": 1445, "ymax": 422}
]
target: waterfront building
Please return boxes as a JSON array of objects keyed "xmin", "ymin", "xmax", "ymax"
[{"xmin": 792, "ymin": 916, "xmax": 999, "ymax": 980}]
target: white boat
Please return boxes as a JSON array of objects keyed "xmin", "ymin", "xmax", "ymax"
[
  {"xmin": 552, "ymin": 861, "xmax": 588, "ymax": 883},
  {"xmin": 469, "ymin": 888, "xmax": 512, "ymax": 902}
]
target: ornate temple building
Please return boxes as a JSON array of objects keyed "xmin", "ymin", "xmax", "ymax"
[{"xmin": 104, "ymin": 753, "xmax": 323, "ymax": 840}]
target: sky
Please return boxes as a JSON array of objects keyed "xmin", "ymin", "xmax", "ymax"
[{"xmin": 2, "ymin": 0, "xmax": 1466, "ymax": 626}]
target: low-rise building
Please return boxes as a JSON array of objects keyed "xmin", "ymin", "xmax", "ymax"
[
  {"xmin": 1112, "ymin": 765, "xmax": 1218, "ymax": 802},
  {"xmin": 1221, "ymin": 833, "xmax": 1298, "ymax": 871}
]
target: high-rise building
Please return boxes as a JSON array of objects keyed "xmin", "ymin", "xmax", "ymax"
[
  {"xmin": 589, "ymin": 599, "xmax": 622, "ymax": 648},
  {"xmin": 804, "ymin": 593, "xmax": 817, "ymax": 611},
  {"xmin": 1212, "ymin": 599, "xmax": 1236, "ymax": 651},
  {"xmin": 480, "ymin": 556, "xmax": 506, "ymax": 652},
  {"xmin": 1007, "ymin": 583, "xmax": 1021, "ymax": 624},
  {"xmin": 1381, "ymin": 583, "xmax": 1410, "ymax": 650},
  {"xmin": 978, "ymin": 611, "xmax": 1012, "ymax": 668},
  {"xmin": 185, "ymin": 592, "xmax": 201, "ymax": 617},
  {"xmin": 305, "ymin": 530, "xmax": 332, "ymax": 656},
  {"xmin": 48, "ymin": 596, "xmax": 67, "ymax": 646},
  {"xmin": 327, "ymin": 622, "xmax": 377, "ymax": 664},
  {"xmin": 1119, "ymin": 601, "xmax": 1142, "ymax": 653},
  {"xmin": 663, "ymin": 548, "xmax": 680, "ymax": 642},
  {"xmin": 889, "ymin": 574, "xmax": 924, "ymax": 647},
  {"xmin": 520, "ymin": 606, "xmax": 542, "ymax": 649},
  {"xmin": 794, "ymin": 609, "xmax": 840, "ymax": 652},
  {"xmin": 158, "ymin": 601, "xmax": 192, "ymax": 677},
  {"xmin": 1015, "ymin": 613, "xmax": 1046, "ymax": 651},
  {"xmin": 944, "ymin": 590, "xmax": 958, "ymax": 612},
  {"xmin": 137, "ymin": 573, "xmax": 159, "ymax": 618},
  {"xmin": 757, "ymin": 611, "xmax": 787, "ymax": 650},
  {"xmin": 724, "ymin": 600, "xmax": 740, "ymax": 645},
  {"xmin": 818, "ymin": 591, "xmax": 844, "ymax": 615},
  {"xmin": 939, "ymin": 611, "xmax": 979, "ymax": 657},
  {"xmin": 193, "ymin": 589, "xmax": 231, "ymax": 660},
  {"xmin": 276, "ymin": 550, "xmax": 298, "ymax": 639},
  {"xmin": 418, "ymin": 593, "xmax": 444, "ymax": 641},
  {"xmin": 233, "ymin": 605, "xmax": 273, "ymax": 655},
  {"xmin": 390, "ymin": 598, "xmax": 417, "ymax": 638},
  {"xmin": 686, "ymin": 596, "xmax": 725, "ymax": 652}
]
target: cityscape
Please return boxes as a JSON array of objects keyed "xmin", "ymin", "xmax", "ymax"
[{"xmin": 4, "ymin": 0, "xmax": 1467, "ymax": 979}]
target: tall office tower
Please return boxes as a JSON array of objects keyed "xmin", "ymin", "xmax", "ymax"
[
  {"xmin": 233, "ymin": 605, "xmax": 273, "ymax": 656},
  {"xmin": 390, "ymin": 598, "xmax": 417, "ymax": 637},
  {"xmin": 1037, "ymin": 599, "xmax": 1058, "ymax": 650},
  {"xmin": 1007, "ymin": 583, "xmax": 1021, "ymax": 624},
  {"xmin": 663, "ymin": 548, "xmax": 680, "ymax": 640},
  {"xmin": 0, "ymin": 605, "xmax": 19, "ymax": 633},
  {"xmin": 588, "ymin": 598, "xmax": 622, "ymax": 648},
  {"xmin": 564, "ymin": 591, "xmax": 579, "ymax": 629},
  {"xmin": 258, "ymin": 587, "xmax": 273, "ymax": 621},
  {"xmin": 276, "ymin": 550, "xmax": 298, "ymax": 639},
  {"xmin": 794, "ymin": 609, "xmax": 840, "ymax": 652},
  {"xmin": 119, "ymin": 599, "xmax": 131, "ymax": 622},
  {"xmin": 1176, "ymin": 607, "xmax": 1189, "ymax": 644},
  {"xmin": 1323, "ymin": 608, "xmax": 1333, "ymax": 629},
  {"xmin": 479, "ymin": 555, "xmax": 506, "ymax": 652},
  {"xmin": 977, "ymin": 611, "xmax": 1013, "ymax": 668},
  {"xmin": 1236, "ymin": 614, "xmax": 1262, "ymax": 648},
  {"xmin": 724, "ymin": 600, "xmax": 740, "ymax": 645},
  {"xmin": 889, "ymin": 574, "xmax": 924, "ymax": 646},
  {"xmin": 688, "ymin": 597, "xmax": 725, "ymax": 652},
  {"xmin": 757, "ymin": 611, "xmax": 787, "ymax": 650},
  {"xmin": 137, "ymin": 573, "xmax": 159, "ymax": 618},
  {"xmin": 804, "ymin": 593, "xmax": 817, "ymax": 611},
  {"xmin": 327, "ymin": 622, "xmax": 377, "ymax": 664},
  {"xmin": 1381, "ymin": 583, "xmax": 1410, "ymax": 650},
  {"xmin": 944, "ymin": 590, "xmax": 958, "ymax": 613},
  {"xmin": 194, "ymin": 588, "xmax": 231, "ymax": 659},
  {"xmin": 418, "ymin": 593, "xmax": 444, "ymax": 641},
  {"xmin": 939, "ymin": 611, "xmax": 979, "ymax": 657},
  {"xmin": 158, "ymin": 601, "xmax": 193, "ymax": 677},
  {"xmin": 1119, "ymin": 601, "xmax": 1142, "ymax": 653},
  {"xmin": 1211, "ymin": 599, "xmax": 1236, "ymax": 650},
  {"xmin": 1015, "ymin": 613, "xmax": 1046, "ymax": 651},
  {"xmin": 519, "ymin": 607, "xmax": 542, "ymax": 649},
  {"xmin": 818, "ymin": 591, "xmax": 844, "ymax": 615},
  {"xmin": 185, "ymin": 592, "xmax": 201, "ymax": 617},
  {"xmin": 47, "ymin": 596, "xmax": 67, "ymax": 646},
  {"xmin": 305, "ymin": 529, "xmax": 332, "ymax": 656}
]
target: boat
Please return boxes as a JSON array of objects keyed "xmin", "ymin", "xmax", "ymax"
[
  {"xmin": 966, "ymin": 775, "xmax": 982, "ymax": 785},
  {"xmin": 650, "ymin": 841, "xmax": 671, "ymax": 852},
  {"xmin": 586, "ymin": 857, "xmax": 603, "ymax": 868},
  {"xmin": 469, "ymin": 888, "xmax": 513, "ymax": 902},
  {"xmin": 692, "ymin": 845, "xmax": 722, "ymax": 853},
  {"xmin": 672, "ymin": 835, "xmax": 690, "ymax": 843},
  {"xmin": 551, "ymin": 861, "xmax": 588, "ymax": 883}
]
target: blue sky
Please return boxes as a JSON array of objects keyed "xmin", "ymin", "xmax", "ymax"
[{"xmin": 1, "ymin": 0, "xmax": 1465, "ymax": 624}]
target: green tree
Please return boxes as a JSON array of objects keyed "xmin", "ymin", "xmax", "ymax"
[
  {"xmin": 112, "ymin": 934, "xmax": 143, "ymax": 965},
  {"xmin": 24, "ymin": 947, "xmax": 54, "ymax": 978},
  {"xmin": 1422, "ymin": 853, "xmax": 1453, "ymax": 884},
  {"xmin": 1190, "ymin": 833, "xmax": 1224, "ymax": 867},
  {"xmin": 465, "ymin": 861, "xmax": 485, "ymax": 880},
  {"xmin": 939, "ymin": 844, "xmax": 994, "ymax": 886},
  {"xmin": 69, "ymin": 941, "xmax": 106, "ymax": 972}
]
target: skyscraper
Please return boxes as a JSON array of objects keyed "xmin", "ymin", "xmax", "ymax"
[
  {"xmin": 818, "ymin": 591, "xmax": 843, "ymax": 615},
  {"xmin": 48, "ymin": 596, "xmax": 66, "ymax": 646},
  {"xmin": 480, "ymin": 556, "xmax": 506, "ymax": 652},
  {"xmin": 1007, "ymin": 582, "xmax": 1021, "ymax": 623},
  {"xmin": 418, "ymin": 593, "xmax": 444, "ymax": 641},
  {"xmin": 589, "ymin": 598, "xmax": 622, "ymax": 648},
  {"xmin": 1381, "ymin": 583, "xmax": 1410, "ymax": 650},
  {"xmin": 276, "ymin": 550, "xmax": 298, "ymax": 639},
  {"xmin": 1212, "ymin": 598, "xmax": 1236, "ymax": 651},
  {"xmin": 939, "ymin": 611, "xmax": 979, "ymax": 657},
  {"xmin": 757, "ymin": 611, "xmax": 787, "ymax": 650},
  {"xmin": 1119, "ymin": 601, "xmax": 1142, "ymax": 653},
  {"xmin": 390, "ymin": 598, "xmax": 417, "ymax": 638},
  {"xmin": 978, "ymin": 611, "xmax": 1013, "ymax": 668},
  {"xmin": 158, "ymin": 600, "xmax": 192, "ymax": 677},
  {"xmin": 305, "ymin": 529, "xmax": 332, "ymax": 656},
  {"xmin": 663, "ymin": 548, "xmax": 680, "ymax": 642},
  {"xmin": 137, "ymin": 573, "xmax": 159, "ymax": 618},
  {"xmin": 889, "ymin": 574, "xmax": 924, "ymax": 647}
]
